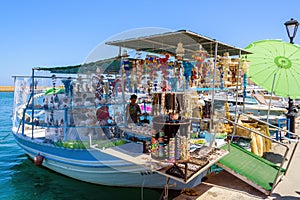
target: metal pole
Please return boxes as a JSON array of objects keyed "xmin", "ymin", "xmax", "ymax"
[
  {"xmin": 242, "ymin": 73, "xmax": 246, "ymax": 113},
  {"xmin": 210, "ymin": 42, "xmax": 218, "ymax": 132},
  {"xmin": 63, "ymin": 108, "xmax": 68, "ymax": 141},
  {"xmin": 287, "ymin": 37, "xmax": 296, "ymax": 133},
  {"xmin": 119, "ymin": 47, "xmax": 127, "ymax": 126},
  {"xmin": 232, "ymin": 50, "xmax": 242, "ymax": 137},
  {"xmin": 235, "ymin": 50, "xmax": 242, "ymax": 118},
  {"xmin": 31, "ymin": 68, "xmax": 35, "ymax": 139}
]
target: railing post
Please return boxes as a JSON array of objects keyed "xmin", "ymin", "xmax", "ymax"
[
  {"xmin": 63, "ymin": 108, "xmax": 68, "ymax": 141},
  {"xmin": 31, "ymin": 68, "xmax": 35, "ymax": 139}
]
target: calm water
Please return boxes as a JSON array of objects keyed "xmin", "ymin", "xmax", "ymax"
[{"xmin": 0, "ymin": 92, "xmax": 178, "ymax": 200}]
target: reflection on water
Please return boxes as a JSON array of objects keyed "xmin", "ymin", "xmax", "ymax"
[{"xmin": 7, "ymin": 158, "xmax": 167, "ymax": 200}]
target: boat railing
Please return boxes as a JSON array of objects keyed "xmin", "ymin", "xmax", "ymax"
[{"xmin": 237, "ymin": 112, "xmax": 299, "ymax": 141}]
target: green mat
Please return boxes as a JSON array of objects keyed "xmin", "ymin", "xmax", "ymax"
[{"xmin": 218, "ymin": 143, "xmax": 285, "ymax": 191}]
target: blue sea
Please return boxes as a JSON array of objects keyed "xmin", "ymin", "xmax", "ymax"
[{"xmin": 0, "ymin": 92, "xmax": 177, "ymax": 200}]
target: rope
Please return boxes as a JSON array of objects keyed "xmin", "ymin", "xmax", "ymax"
[
  {"xmin": 0, "ymin": 133, "xmax": 11, "ymax": 141},
  {"xmin": 159, "ymin": 177, "xmax": 170, "ymax": 200},
  {"xmin": 140, "ymin": 179, "xmax": 145, "ymax": 200}
]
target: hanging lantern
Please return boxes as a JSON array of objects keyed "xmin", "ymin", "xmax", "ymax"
[
  {"xmin": 176, "ymin": 42, "xmax": 185, "ymax": 60},
  {"xmin": 240, "ymin": 59, "xmax": 250, "ymax": 73},
  {"xmin": 199, "ymin": 44, "xmax": 207, "ymax": 60},
  {"xmin": 192, "ymin": 44, "xmax": 207, "ymax": 63},
  {"xmin": 96, "ymin": 67, "xmax": 101, "ymax": 74},
  {"xmin": 221, "ymin": 52, "xmax": 231, "ymax": 67},
  {"xmin": 122, "ymin": 49, "xmax": 129, "ymax": 57}
]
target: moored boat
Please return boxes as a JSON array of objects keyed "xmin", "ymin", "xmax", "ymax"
[{"xmin": 11, "ymin": 29, "xmax": 252, "ymax": 191}]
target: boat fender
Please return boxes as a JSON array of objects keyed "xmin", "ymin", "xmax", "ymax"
[{"xmin": 34, "ymin": 153, "xmax": 44, "ymax": 166}]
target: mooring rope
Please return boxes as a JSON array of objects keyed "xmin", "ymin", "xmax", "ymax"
[{"xmin": 0, "ymin": 132, "xmax": 11, "ymax": 141}]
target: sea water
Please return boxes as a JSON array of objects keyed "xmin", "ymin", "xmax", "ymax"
[{"xmin": 0, "ymin": 92, "xmax": 176, "ymax": 200}]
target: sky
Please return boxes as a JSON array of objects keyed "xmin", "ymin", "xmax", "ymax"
[{"xmin": 1, "ymin": 0, "xmax": 300, "ymax": 85}]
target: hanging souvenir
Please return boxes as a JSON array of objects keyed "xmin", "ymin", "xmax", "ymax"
[
  {"xmin": 170, "ymin": 77, "xmax": 178, "ymax": 92},
  {"xmin": 183, "ymin": 61, "xmax": 194, "ymax": 89},
  {"xmin": 241, "ymin": 59, "xmax": 250, "ymax": 98},
  {"xmin": 218, "ymin": 66, "xmax": 225, "ymax": 89},
  {"xmin": 192, "ymin": 44, "xmax": 207, "ymax": 63},
  {"xmin": 176, "ymin": 42, "xmax": 185, "ymax": 61},
  {"xmin": 201, "ymin": 58, "xmax": 213, "ymax": 86},
  {"xmin": 75, "ymin": 75, "xmax": 83, "ymax": 93},
  {"xmin": 95, "ymin": 75, "xmax": 105, "ymax": 100},
  {"xmin": 62, "ymin": 77, "xmax": 72, "ymax": 97},
  {"xmin": 112, "ymin": 78, "xmax": 121, "ymax": 98},
  {"xmin": 192, "ymin": 45, "xmax": 207, "ymax": 87},
  {"xmin": 121, "ymin": 50, "xmax": 132, "ymax": 92},
  {"xmin": 221, "ymin": 52, "xmax": 231, "ymax": 67},
  {"xmin": 190, "ymin": 68, "xmax": 197, "ymax": 87},
  {"xmin": 167, "ymin": 61, "xmax": 175, "ymax": 81},
  {"xmin": 136, "ymin": 62, "xmax": 143, "ymax": 89}
]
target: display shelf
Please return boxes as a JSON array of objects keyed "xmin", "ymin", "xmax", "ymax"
[
  {"xmin": 100, "ymin": 142, "xmax": 228, "ymax": 184},
  {"xmin": 157, "ymin": 147, "xmax": 229, "ymax": 183},
  {"xmin": 152, "ymin": 121, "xmax": 190, "ymax": 125},
  {"xmin": 122, "ymin": 127, "xmax": 152, "ymax": 139}
]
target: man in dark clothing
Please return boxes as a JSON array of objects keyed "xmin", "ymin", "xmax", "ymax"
[{"xmin": 126, "ymin": 94, "xmax": 142, "ymax": 124}]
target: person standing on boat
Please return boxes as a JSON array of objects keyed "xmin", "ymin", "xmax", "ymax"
[{"xmin": 126, "ymin": 94, "xmax": 142, "ymax": 124}]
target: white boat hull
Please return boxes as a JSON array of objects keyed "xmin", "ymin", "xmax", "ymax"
[{"xmin": 13, "ymin": 133, "xmax": 204, "ymax": 189}]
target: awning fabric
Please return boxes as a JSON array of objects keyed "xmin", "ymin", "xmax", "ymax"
[
  {"xmin": 34, "ymin": 57, "xmax": 124, "ymax": 74},
  {"xmin": 34, "ymin": 30, "xmax": 251, "ymax": 73},
  {"xmin": 106, "ymin": 29, "xmax": 251, "ymax": 57}
]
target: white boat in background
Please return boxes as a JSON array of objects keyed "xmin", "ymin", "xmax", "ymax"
[
  {"xmin": 201, "ymin": 89, "xmax": 287, "ymax": 116},
  {"xmin": 239, "ymin": 92, "xmax": 288, "ymax": 116}
]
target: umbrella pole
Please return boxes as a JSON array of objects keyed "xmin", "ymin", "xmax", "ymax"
[{"xmin": 267, "ymin": 73, "xmax": 276, "ymax": 124}]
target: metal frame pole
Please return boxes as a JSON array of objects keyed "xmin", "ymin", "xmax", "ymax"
[
  {"xmin": 31, "ymin": 68, "xmax": 35, "ymax": 139},
  {"xmin": 210, "ymin": 42, "xmax": 218, "ymax": 132}
]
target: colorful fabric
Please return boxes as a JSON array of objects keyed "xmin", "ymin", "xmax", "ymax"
[{"xmin": 96, "ymin": 107, "xmax": 111, "ymax": 123}]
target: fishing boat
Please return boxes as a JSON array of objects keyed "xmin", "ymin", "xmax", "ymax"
[{"xmin": 12, "ymin": 29, "xmax": 254, "ymax": 191}]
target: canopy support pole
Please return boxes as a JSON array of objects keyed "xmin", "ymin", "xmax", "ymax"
[
  {"xmin": 210, "ymin": 42, "xmax": 218, "ymax": 135},
  {"xmin": 31, "ymin": 68, "xmax": 35, "ymax": 139}
]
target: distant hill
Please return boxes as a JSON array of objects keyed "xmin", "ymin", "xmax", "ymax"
[{"xmin": 0, "ymin": 86, "xmax": 14, "ymax": 92}]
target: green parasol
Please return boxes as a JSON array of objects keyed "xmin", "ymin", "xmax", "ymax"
[{"xmin": 245, "ymin": 39, "xmax": 300, "ymax": 99}]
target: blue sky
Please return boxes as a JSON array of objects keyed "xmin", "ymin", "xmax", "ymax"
[{"xmin": 1, "ymin": 0, "xmax": 300, "ymax": 85}]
